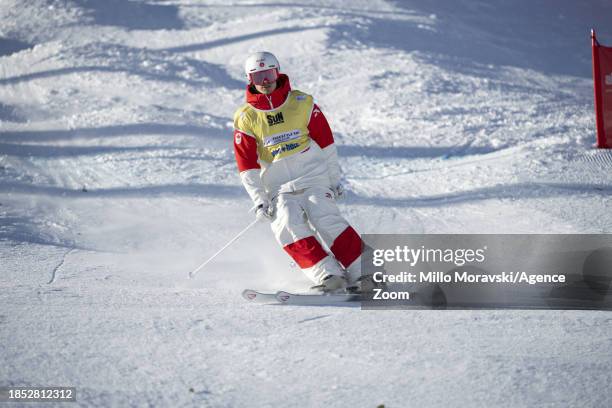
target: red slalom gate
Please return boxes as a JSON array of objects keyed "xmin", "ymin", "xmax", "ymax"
[{"xmin": 592, "ymin": 29, "xmax": 612, "ymax": 148}]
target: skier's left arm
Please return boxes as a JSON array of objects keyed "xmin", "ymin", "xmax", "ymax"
[{"xmin": 308, "ymin": 103, "xmax": 342, "ymax": 190}]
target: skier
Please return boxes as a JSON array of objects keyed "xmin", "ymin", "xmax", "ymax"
[{"xmin": 232, "ymin": 51, "xmax": 368, "ymax": 292}]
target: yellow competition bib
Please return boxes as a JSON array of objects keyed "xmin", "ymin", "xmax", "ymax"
[{"xmin": 234, "ymin": 91, "xmax": 314, "ymax": 163}]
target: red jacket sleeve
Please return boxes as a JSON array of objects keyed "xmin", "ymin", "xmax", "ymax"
[
  {"xmin": 233, "ymin": 130, "xmax": 260, "ymax": 172},
  {"xmin": 308, "ymin": 104, "xmax": 334, "ymax": 148}
]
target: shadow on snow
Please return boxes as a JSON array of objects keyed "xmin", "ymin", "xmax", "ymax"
[
  {"xmin": 0, "ymin": 143, "xmax": 190, "ymax": 158},
  {"xmin": 160, "ymin": 25, "xmax": 328, "ymax": 53},
  {"xmin": 0, "ymin": 122, "xmax": 229, "ymax": 143},
  {"xmin": 348, "ymin": 182, "xmax": 612, "ymax": 208},
  {"xmin": 72, "ymin": 0, "xmax": 185, "ymax": 30},
  {"xmin": 338, "ymin": 144, "xmax": 497, "ymax": 159},
  {"xmin": 0, "ymin": 37, "xmax": 33, "ymax": 57},
  {"xmin": 3, "ymin": 180, "xmax": 610, "ymax": 204},
  {"xmin": 0, "ymin": 42, "xmax": 244, "ymax": 90}
]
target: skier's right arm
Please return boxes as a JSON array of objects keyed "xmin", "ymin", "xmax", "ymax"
[{"xmin": 233, "ymin": 129, "xmax": 268, "ymax": 207}]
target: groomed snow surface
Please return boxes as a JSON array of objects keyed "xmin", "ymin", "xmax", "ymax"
[{"xmin": 2, "ymin": 0, "xmax": 612, "ymax": 406}]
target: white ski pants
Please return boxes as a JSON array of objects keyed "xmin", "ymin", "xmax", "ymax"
[{"xmin": 270, "ymin": 186, "xmax": 363, "ymax": 284}]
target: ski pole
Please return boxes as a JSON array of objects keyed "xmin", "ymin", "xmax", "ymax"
[{"xmin": 188, "ymin": 218, "xmax": 260, "ymax": 279}]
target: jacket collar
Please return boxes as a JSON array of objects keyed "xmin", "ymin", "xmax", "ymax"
[{"xmin": 246, "ymin": 74, "xmax": 291, "ymax": 110}]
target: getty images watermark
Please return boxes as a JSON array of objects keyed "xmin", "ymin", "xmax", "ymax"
[{"xmin": 359, "ymin": 234, "xmax": 612, "ymax": 310}]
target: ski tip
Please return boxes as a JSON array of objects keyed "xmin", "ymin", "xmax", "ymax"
[
  {"xmin": 276, "ymin": 291, "xmax": 292, "ymax": 303},
  {"xmin": 242, "ymin": 289, "xmax": 258, "ymax": 301},
  {"xmin": 242, "ymin": 289, "xmax": 280, "ymax": 304}
]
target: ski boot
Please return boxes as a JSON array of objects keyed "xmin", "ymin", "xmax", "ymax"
[
  {"xmin": 310, "ymin": 274, "xmax": 347, "ymax": 293},
  {"xmin": 346, "ymin": 274, "xmax": 386, "ymax": 294}
]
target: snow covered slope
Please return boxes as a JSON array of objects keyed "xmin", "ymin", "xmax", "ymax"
[{"xmin": 2, "ymin": 0, "xmax": 612, "ymax": 406}]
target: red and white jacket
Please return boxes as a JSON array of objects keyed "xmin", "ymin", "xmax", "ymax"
[{"xmin": 232, "ymin": 74, "xmax": 341, "ymax": 205}]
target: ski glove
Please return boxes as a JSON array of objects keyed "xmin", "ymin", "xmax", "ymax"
[
  {"xmin": 255, "ymin": 201, "xmax": 275, "ymax": 221},
  {"xmin": 331, "ymin": 183, "xmax": 345, "ymax": 200}
]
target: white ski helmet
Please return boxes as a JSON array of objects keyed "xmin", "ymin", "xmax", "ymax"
[{"xmin": 244, "ymin": 51, "xmax": 280, "ymax": 77}]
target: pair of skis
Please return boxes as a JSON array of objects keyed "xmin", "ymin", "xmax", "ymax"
[{"xmin": 242, "ymin": 289, "xmax": 361, "ymax": 305}]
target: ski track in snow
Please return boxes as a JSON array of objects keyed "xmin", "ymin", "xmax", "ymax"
[
  {"xmin": 2, "ymin": 0, "xmax": 612, "ymax": 406},
  {"xmin": 47, "ymin": 247, "xmax": 76, "ymax": 284}
]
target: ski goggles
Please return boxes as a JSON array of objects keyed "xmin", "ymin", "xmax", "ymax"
[{"xmin": 249, "ymin": 68, "xmax": 279, "ymax": 85}]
